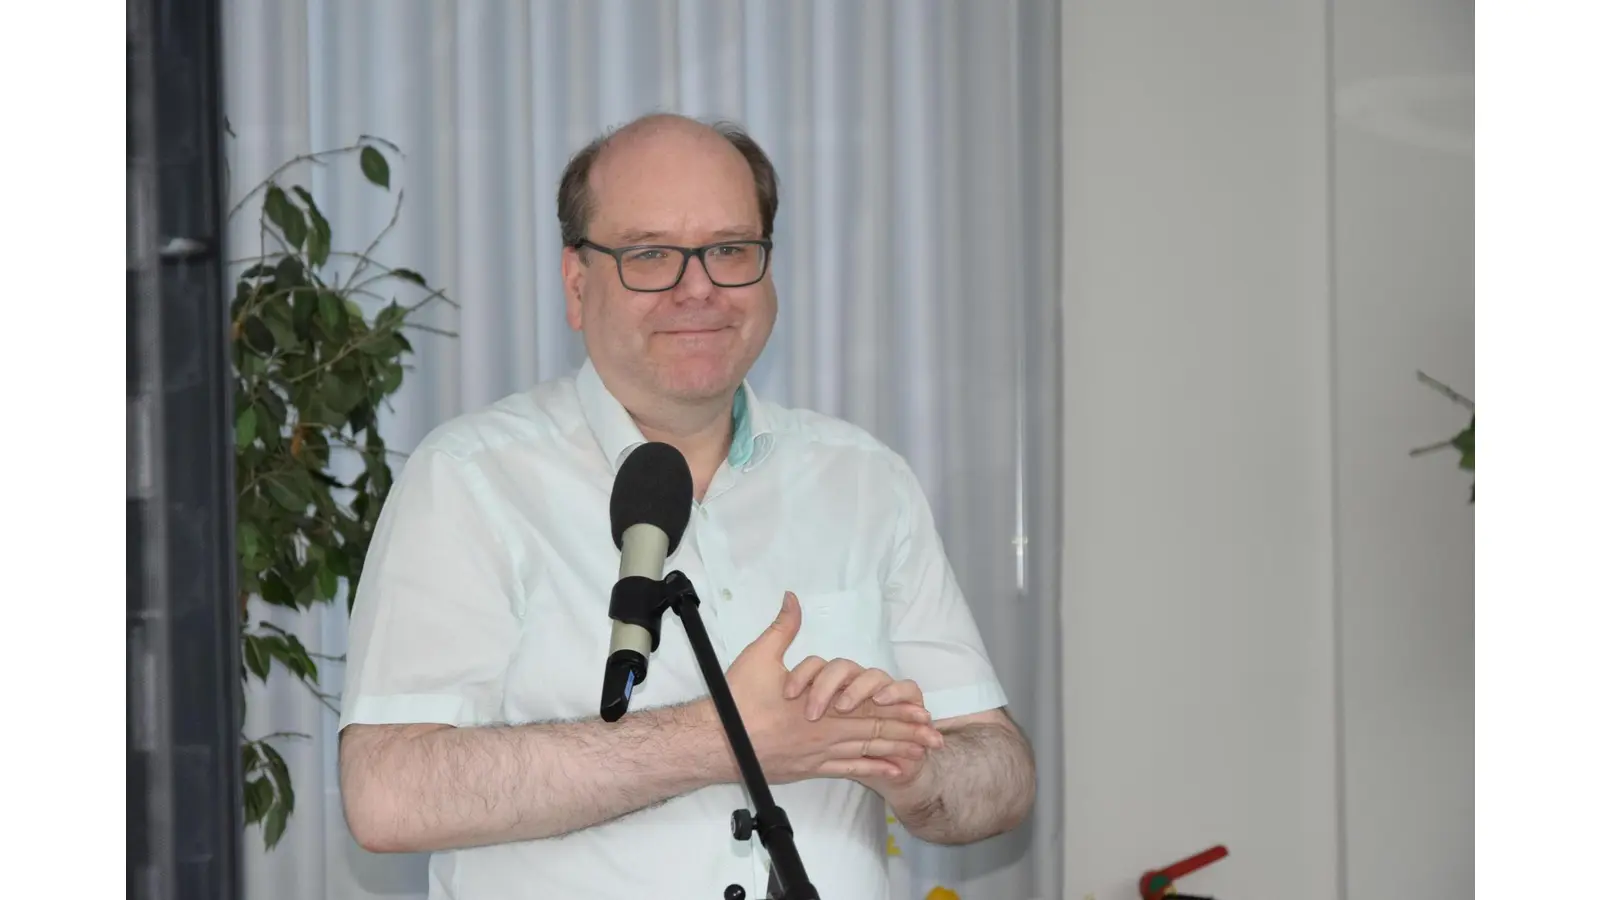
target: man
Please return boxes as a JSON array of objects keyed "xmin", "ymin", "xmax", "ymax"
[{"xmin": 337, "ymin": 113, "xmax": 1035, "ymax": 899}]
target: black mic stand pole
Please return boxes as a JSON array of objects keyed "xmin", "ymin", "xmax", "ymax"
[{"xmin": 655, "ymin": 570, "xmax": 819, "ymax": 900}]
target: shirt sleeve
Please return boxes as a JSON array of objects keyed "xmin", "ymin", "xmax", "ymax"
[
  {"xmin": 338, "ymin": 445, "xmax": 524, "ymax": 731},
  {"xmin": 882, "ymin": 457, "xmax": 1009, "ymax": 724}
]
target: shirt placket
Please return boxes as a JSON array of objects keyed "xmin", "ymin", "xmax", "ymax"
[{"xmin": 686, "ymin": 500, "xmax": 736, "ymax": 666}]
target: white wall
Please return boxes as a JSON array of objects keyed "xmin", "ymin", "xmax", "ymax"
[
  {"xmin": 1058, "ymin": 0, "xmax": 1473, "ymax": 898},
  {"xmin": 1331, "ymin": 1, "xmax": 1474, "ymax": 898}
]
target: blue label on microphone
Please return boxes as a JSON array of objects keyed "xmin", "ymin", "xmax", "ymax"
[{"xmin": 624, "ymin": 670, "xmax": 635, "ymax": 700}]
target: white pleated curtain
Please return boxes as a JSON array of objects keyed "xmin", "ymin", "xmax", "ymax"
[{"xmin": 224, "ymin": 2, "xmax": 1061, "ymax": 899}]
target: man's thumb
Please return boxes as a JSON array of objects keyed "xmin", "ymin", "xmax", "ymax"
[{"xmin": 758, "ymin": 591, "xmax": 801, "ymax": 653}]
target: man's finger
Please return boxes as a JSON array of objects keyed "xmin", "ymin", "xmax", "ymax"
[
  {"xmin": 755, "ymin": 592, "xmax": 802, "ymax": 656},
  {"xmin": 805, "ymin": 658, "xmax": 865, "ymax": 720},
  {"xmin": 829, "ymin": 738, "xmax": 928, "ymax": 761},
  {"xmin": 845, "ymin": 700, "xmax": 931, "ymax": 724},
  {"xmin": 784, "ymin": 655, "xmax": 828, "ymax": 699},
  {"xmin": 837, "ymin": 717, "xmax": 944, "ymax": 750},
  {"xmin": 817, "ymin": 758, "xmax": 903, "ymax": 780},
  {"xmin": 833, "ymin": 668, "xmax": 896, "ymax": 713},
  {"xmin": 869, "ymin": 679, "xmax": 925, "ymax": 709}
]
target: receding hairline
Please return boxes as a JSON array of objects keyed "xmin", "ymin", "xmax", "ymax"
[
  {"xmin": 587, "ymin": 115, "xmax": 758, "ymax": 194},
  {"xmin": 557, "ymin": 113, "xmax": 780, "ymax": 247},
  {"xmin": 602, "ymin": 112, "xmax": 733, "ymax": 152}
]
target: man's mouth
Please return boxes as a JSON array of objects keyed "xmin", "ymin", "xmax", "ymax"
[{"xmin": 659, "ymin": 326, "xmax": 731, "ymax": 335}]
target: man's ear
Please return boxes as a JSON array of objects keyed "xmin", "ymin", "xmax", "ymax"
[{"xmin": 561, "ymin": 245, "xmax": 585, "ymax": 331}]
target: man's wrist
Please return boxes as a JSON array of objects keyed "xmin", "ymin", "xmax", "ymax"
[
  {"xmin": 881, "ymin": 756, "xmax": 942, "ymax": 817},
  {"xmin": 678, "ymin": 697, "xmax": 739, "ymax": 786}
]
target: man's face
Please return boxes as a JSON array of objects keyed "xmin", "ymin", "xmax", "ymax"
[{"xmin": 562, "ymin": 127, "xmax": 777, "ymax": 409}]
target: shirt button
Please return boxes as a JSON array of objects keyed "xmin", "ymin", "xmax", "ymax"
[{"xmin": 720, "ymin": 589, "xmax": 733, "ymax": 602}]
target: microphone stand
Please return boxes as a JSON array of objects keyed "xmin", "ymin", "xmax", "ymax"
[{"xmin": 626, "ymin": 570, "xmax": 820, "ymax": 900}]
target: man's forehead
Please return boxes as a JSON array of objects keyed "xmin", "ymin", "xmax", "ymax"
[
  {"xmin": 587, "ymin": 154, "xmax": 761, "ymax": 240},
  {"xmin": 594, "ymin": 140, "xmax": 751, "ymax": 187}
]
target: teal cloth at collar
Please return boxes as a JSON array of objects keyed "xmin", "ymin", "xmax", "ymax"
[{"xmin": 728, "ymin": 385, "xmax": 755, "ymax": 469}]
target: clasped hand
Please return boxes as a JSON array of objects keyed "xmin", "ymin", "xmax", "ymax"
[{"xmin": 724, "ymin": 592, "xmax": 942, "ymax": 787}]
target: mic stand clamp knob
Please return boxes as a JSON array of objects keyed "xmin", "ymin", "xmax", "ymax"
[{"xmin": 731, "ymin": 809, "xmax": 757, "ymax": 842}]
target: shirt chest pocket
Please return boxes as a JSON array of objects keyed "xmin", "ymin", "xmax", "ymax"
[{"xmin": 781, "ymin": 587, "xmax": 899, "ymax": 678}]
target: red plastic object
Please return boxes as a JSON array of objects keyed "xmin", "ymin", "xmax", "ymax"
[{"xmin": 1138, "ymin": 844, "xmax": 1229, "ymax": 899}]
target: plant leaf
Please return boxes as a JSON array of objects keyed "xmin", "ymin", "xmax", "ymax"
[
  {"xmin": 378, "ymin": 362, "xmax": 404, "ymax": 395},
  {"xmin": 292, "ymin": 186, "xmax": 334, "ymax": 269},
  {"xmin": 261, "ymin": 741, "xmax": 295, "ymax": 813},
  {"xmin": 257, "ymin": 389, "xmax": 287, "ymax": 433},
  {"xmin": 275, "ymin": 256, "xmax": 308, "ymax": 288},
  {"xmin": 260, "ymin": 574, "xmax": 294, "ymax": 608},
  {"xmin": 316, "ymin": 564, "xmax": 339, "ymax": 602},
  {"xmin": 238, "ymin": 520, "xmax": 262, "ymax": 563},
  {"xmin": 262, "ymin": 631, "xmax": 319, "ymax": 681},
  {"xmin": 360, "ymin": 146, "xmax": 391, "ymax": 190},
  {"xmin": 317, "ymin": 290, "xmax": 346, "ymax": 332},
  {"xmin": 244, "ymin": 774, "xmax": 274, "ymax": 824},
  {"xmin": 240, "ymin": 315, "xmax": 276, "ymax": 355},
  {"xmin": 263, "ymin": 311, "xmax": 301, "ymax": 355},
  {"xmin": 263, "ymin": 185, "xmax": 309, "ymax": 249},
  {"xmin": 235, "ymin": 407, "xmax": 258, "ymax": 447},
  {"xmin": 243, "ymin": 634, "xmax": 270, "ymax": 681},
  {"xmin": 242, "ymin": 741, "xmax": 263, "ymax": 774},
  {"xmin": 375, "ymin": 301, "xmax": 406, "ymax": 331},
  {"xmin": 265, "ymin": 476, "xmax": 306, "ymax": 513},
  {"xmin": 262, "ymin": 799, "xmax": 289, "ymax": 850},
  {"xmin": 325, "ymin": 545, "xmax": 351, "ymax": 579},
  {"xmin": 1450, "ymin": 416, "xmax": 1474, "ymax": 471},
  {"xmin": 305, "ymin": 228, "xmax": 330, "ymax": 269}
]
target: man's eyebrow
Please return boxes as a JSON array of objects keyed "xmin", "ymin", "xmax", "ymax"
[
  {"xmin": 610, "ymin": 227, "xmax": 763, "ymax": 245},
  {"xmin": 612, "ymin": 230, "xmax": 666, "ymax": 244},
  {"xmin": 708, "ymin": 227, "xmax": 763, "ymax": 240}
]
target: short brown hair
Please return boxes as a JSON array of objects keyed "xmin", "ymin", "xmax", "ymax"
[{"xmin": 556, "ymin": 116, "xmax": 780, "ymax": 248}]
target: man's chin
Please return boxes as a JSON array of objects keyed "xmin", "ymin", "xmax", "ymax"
[{"xmin": 653, "ymin": 360, "xmax": 745, "ymax": 403}]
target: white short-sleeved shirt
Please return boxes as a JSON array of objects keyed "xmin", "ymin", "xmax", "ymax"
[{"xmin": 340, "ymin": 358, "xmax": 1008, "ymax": 900}]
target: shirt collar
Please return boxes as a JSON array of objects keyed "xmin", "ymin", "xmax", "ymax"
[{"xmin": 575, "ymin": 357, "xmax": 775, "ymax": 474}]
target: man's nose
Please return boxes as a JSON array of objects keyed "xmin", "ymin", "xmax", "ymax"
[{"xmin": 673, "ymin": 252, "xmax": 715, "ymax": 299}]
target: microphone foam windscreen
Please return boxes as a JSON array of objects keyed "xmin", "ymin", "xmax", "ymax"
[{"xmin": 609, "ymin": 441, "xmax": 694, "ymax": 554}]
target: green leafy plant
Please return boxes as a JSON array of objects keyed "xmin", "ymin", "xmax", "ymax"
[
  {"xmin": 1411, "ymin": 370, "xmax": 1474, "ymax": 502},
  {"xmin": 228, "ymin": 137, "xmax": 453, "ymax": 849}
]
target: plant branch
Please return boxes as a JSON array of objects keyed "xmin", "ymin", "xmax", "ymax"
[
  {"xmin": 328, "ymin": 433, "xmax": 410, "ymax": 460},
  {"xmin": 342, "ymin": 188, "xmax": 406, "ymax": 290},
  {"xmin": 239, "ymin": 466, "xmax": 297, "ymax": 500},
  {"xmin": 228, "ymin": 140, "xmax": 388, "ymax": 221},
  {"xmin": 403, "ymin": 322, "xmax": 459, "ymax": 338},
  {"xmin": 1409, "ymin": 438, "xmax": 1456, "ymax": 458},
  {"xmin": 280, "ymin": 291, "xmax": 452, "ymax": 386},
  {"xmin": 245, "ymin": 731, "xmax": 313, "ymax": 744},
  {"xmin": 301, "ymin": 681, "xmax": 342, "ymax": 716},
  {"xmin": 346, "ymin": 272, "xmax": 461, "ymax": 310},
  {"xmin": 1416, "ymin": 370, "xmax": 1474, "ymax": 409}
]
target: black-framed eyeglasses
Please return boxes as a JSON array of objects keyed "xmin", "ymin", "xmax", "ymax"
[{"xmin": 574, "ymin": 238, "xmax": 773, "ymax": 293}]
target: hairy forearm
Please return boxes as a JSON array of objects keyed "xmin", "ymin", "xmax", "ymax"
[
  {"xmin": 887, "ymin": 722, "xmax": 1036, "ymax": 845},
  {"xmin": 339, "ymin": 700, "xmax": 723, "ymax": 853}
]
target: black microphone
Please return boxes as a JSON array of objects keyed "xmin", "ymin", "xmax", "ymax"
[{"xmin": 599, "ymin": 442, "xmax": 694, "ymax": 723}]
